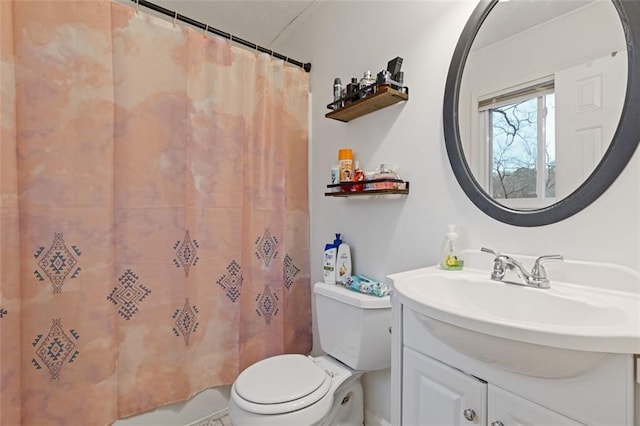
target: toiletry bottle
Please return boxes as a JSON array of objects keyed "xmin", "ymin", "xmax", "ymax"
[
  {"xmin": 352, "ymin": 161, "xmax": 365, "ymax": 191},
  {"xmin": 349, "ymin": 77, "xmax": 360, "ymax": 101},
  {"xmin": 439, "ymin": 225, "xmax": 464, "ymax": 270},
  {"xmin": 338, "ymin": 149, "xmax": 353, "ymax": 188},
  {"xmin": 329, "ymin": 165, "xmax": 340, "ymax": 193},
  {"xmin": 394, "ymin": 71, "xmax": 405, "ymax": 92},
  {"xmin": 336, "ymin": 237, "xmax": 352, "ymax": 284},
  {"xmin": 359, "ymin": 70, "xmax": 376, "ymax": 97},
  {"xmin": 323, "ymin": 234, "xmax": 342, "ymax": 284},
  {"xmin": 333, "ymin": 78, "xmax": 343, "ymax": 109},
  {"xmin": 330, "ymin": 165, "xmax": 340, "ymax": 185},
  {"xmin": 377, "ymin": 70, "xmax": 391, "ymax": 90}
]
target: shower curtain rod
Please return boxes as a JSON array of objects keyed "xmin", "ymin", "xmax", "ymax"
[{"xmin": 130, "ymin": 0, "xmax": 312, "ymax": 72}]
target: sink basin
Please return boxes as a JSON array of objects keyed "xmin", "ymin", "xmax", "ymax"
[
  {"xmin": 388, "ymin": 250, "xmax": 640, "ymax": 377},
  {"xmin": 419, "ymin": 273, "xmax": 626, "ymax": 328}
]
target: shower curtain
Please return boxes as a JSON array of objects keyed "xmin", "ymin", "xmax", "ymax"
[{"xmin": 0, "ymin": 1, "xmax": 311, "ymax": 424}]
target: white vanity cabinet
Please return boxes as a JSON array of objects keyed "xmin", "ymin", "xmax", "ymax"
[
  {"xmin": 488, "ymin": 384, "xmax": 583, "ymax": 426},
  {"xmin": 388, "ymin": 253, "xmax": 640, "ymax": 426},
  {"xmin": 391, "ymin": 298, "xmax": 636, "ymax": 426},
  {"xmin": 403, "ymin": 346, "xmax": 487, "ymax": 426},
  {"xmin": 402, "ymin": 346, "xmax": 582, "ymax": 426}
]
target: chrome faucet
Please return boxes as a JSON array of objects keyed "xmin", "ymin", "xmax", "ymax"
[{"xmin": 480, "ymin": 247, "xmax": 563, "ymax": 289}]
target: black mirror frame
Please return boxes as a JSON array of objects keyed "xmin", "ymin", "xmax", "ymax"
[{"xmin": 443, "ymin": 0, "xmax": 640, "ymax": 226}]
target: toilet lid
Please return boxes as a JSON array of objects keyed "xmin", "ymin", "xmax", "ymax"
[{"xmin": 235, "ymin": 354, "xmax": 328, "ymax": 405}]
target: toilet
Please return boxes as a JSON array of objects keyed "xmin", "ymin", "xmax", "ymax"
[{"xmin": 229, "ymin": 281, "xmax": 391, "ymax": 426}]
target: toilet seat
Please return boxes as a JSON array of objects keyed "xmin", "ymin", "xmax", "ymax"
[{"xmin": 232, "ymin": 354, "xmax": 332, "ymax": 415}]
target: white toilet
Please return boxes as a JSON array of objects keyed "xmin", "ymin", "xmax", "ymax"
[{"xmin": 229, "ymin": 282, "xmax": 391, "ymax": 426}]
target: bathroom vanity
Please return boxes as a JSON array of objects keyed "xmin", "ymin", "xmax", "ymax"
[{"xmin": 388, "ymin": 250, "xmax": 640, "ymax": 425}]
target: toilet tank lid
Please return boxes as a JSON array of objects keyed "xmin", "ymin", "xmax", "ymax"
[{"xmin": 314, "ymin": 282, "xmax": 391, "ymax": 309}]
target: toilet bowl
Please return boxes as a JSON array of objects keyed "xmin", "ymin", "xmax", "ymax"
[
  {"xmin": 229, "ymin": 282, "xmax": 391, "ymax": 426},
  {"xmin": 229, "ymin": 354, "xmax": 363, "ymax": 425}
]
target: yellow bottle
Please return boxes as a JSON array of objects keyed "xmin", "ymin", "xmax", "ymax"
[{"xmin": 338, "ymin": 149, "xmax": 353, "ymax": 184}]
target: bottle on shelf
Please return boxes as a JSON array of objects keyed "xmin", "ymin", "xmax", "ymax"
[
  {"xmin": 395, "ymin": 71, "xmax": 405, "ymax": 93},
  {"xmin": 346, "ymin": 77, "xmax": 359, "ymax": 103},
  {"xmin": 338, "ymin": 149, "xmax": 353, "ymax": 190},
  {"xmin": 333, "ymin": 78, "xmax": 343, "ymax": 109},
  {"xmin": 376, "ymin": 70, "xmax": 391, "ymax": 90},
  {"xmin": 352, "ymin": 161, "xmax": 365, "ymax": 191},
  {"xmin": 359, "ymin": 70, "xmax": 376, "ymax": 98}
]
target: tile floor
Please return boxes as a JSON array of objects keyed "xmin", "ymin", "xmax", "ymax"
[{"xmin": 195, "ymin": 414, "xmax": 232, "ymax": 426}]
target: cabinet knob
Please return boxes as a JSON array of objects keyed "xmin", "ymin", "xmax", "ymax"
[
  {"xmin": 463, "ymin": 408, "xmax": 476, "ymax": 421},
  {"xmin": 491, "ymin": 422, "xmax": 504, "ymax": 426}
]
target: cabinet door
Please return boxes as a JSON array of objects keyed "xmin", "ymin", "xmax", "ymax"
[
  {"xmin": 488, "ymin": 384, "xmax": 585, "ymax": 426},
  {"xmin": 402, "ymin": 347, "xmax": 486, "ymax": 426}
]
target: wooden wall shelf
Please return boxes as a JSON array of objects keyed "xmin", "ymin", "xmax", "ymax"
[
  {"xmin": 325, "ymin": 179, "xmax": 410, "ymax": 197},
  {"xmin": 325, "ymin": 187, "xmax": 410, "ymax": 197},
  {"xmin": 325, "ymin": 86, "xmax": 409, "ymax": 122}
]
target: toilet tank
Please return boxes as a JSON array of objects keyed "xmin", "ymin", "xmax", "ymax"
[{"xmin": 313, "ymin": 282, "xmax": 391, "ymax": 371}]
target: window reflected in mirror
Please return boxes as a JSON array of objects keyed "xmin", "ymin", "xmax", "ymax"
[{"xmin": 481, "ymin": 84, "xmax": 556, "ymax": 209}]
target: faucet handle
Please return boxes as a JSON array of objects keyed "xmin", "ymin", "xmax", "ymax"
[
  {"xmin": 531, "ymin": 254, "xmax": 564, "ymax": 279},
  {"xmin": 480, "ymin": 247, "xmax": 502, "ymax": 258},
  {"xmin": 528, "ymin": 254, "xmax": 563, "ymax": 289}
]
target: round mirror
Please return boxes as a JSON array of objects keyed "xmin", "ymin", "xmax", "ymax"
[{"xmin": 444, "ymin": 0, "xmax": 640, "ymax": 226}]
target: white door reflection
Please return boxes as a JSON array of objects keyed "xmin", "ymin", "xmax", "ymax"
[{"xmin": 555, "ymin": 52, "xmax": 627, "ymax": 199}]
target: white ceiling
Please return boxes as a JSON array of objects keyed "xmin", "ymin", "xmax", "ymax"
[
  {"xmin": 151, "ymin": 0, "xmax": 317, "ymax": 48},
  {"xmin": 472, "ymin": 0, "xmax": 600, "ymax": 51},
  {"xmin": 136, "ymin": 0, "xmax": 604, "ymax": 60}
]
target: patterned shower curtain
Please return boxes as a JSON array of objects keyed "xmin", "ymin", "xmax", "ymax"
[{"xmin": 0, "ymin": 1, "xmax": 311, "ymax": 424}]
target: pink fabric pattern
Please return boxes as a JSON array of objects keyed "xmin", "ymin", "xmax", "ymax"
[{"xmin": 0, "ymin": 1, "xmax": 311, "ymax": 424}]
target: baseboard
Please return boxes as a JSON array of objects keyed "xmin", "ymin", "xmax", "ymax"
[
  {"xmin": 364, "ymin": 408, "xmax": 392, "ymax": 426},
  {"xmin": 187, "ymin": 408, "xmax": 229, "ymax": 426}
]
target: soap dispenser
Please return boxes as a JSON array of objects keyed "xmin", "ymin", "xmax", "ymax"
[{"xmin": 439, "ymin": 225, "xmax": 464, "ymax": 270}]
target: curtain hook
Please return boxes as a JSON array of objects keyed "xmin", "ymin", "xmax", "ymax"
[
  {"xmin": 173, "ymin": 11, "xmax": 178, "ymax": 27},
  {"xmin": 203, "ymin": 24, "xmax": 208, "ymax": 38},
  {"xmin": 135, "ymin": 0, "xmax": 139, "ymax": 13}
]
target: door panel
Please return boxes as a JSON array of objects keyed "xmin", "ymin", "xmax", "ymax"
[
  {"xmin": 488, "ymin": 384, "xmax": 584, "ymax": 426},
  {"xmin": 402, "ymin": 347, "xmax": 486, "ymax": 426},
  {"xmin": 555, "ymin": 51, "xmax": 627, "ymax": 198}
]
